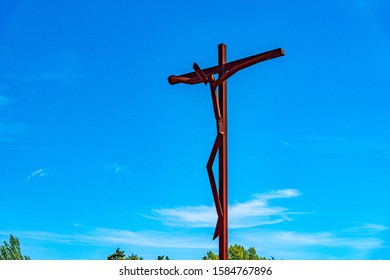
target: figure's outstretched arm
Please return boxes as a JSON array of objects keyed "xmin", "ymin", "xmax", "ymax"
[{"xmin": 193, "ymin": 63, "xmax": 211, "ymax": 85}]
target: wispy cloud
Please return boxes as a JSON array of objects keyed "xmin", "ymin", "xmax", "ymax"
[
  {"xmin": 0, "ymin": 95, "xmax": 10, "ymax": 106},
  {"xmin": 343, "ymin": 223, "xmax": 389, "ymax": 233},
  {"xmin": 2, "ymin": 221, "xmax": 386, "ymax": 260},
  {"xmin": 26, "ymin": 168, "xmax": 47, "ymax": 182},
  {"xmin": 354, "ymin": 0, "xmax": 387, "ymax": 8},
  {"xmin": 235, "ymin": 226, "xmax": 388, "ymax": 259},
  {"xmin": 0, "ymin": 228, "xmax": 215, "ymax": 250},
  {"xmin": 2, "ymin": 188, "xmax": 387, "ymax": 259},
  {"xmin": 105, "ymin": 163, "xmax": 130, "ymax": 174},
  {"xmin": 0, "ymin": 48, "xmax": 84, "ymax": 86},
  {"xmin": 267, "ymin": 230, "xmax": 382, "ymax": 249},
  {"xmin": 148, "ymin": 189, "xmax": 302, "ymax": 229},
  {"xmin": 267, "ymin": 135, "xmax": 293, "ymax": 148},
  {"xmin": 92, "ymin": 228, "xmax": 214, "ymax": 249},
  {"xmin": 0, "ymin": 121, "xmax": 30, "ymax": 143},
  {"xmin": 280, "ymin": 135, "xmax": 390, "ymax": 156}
]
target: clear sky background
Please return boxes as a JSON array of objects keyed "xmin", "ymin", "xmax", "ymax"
[{"xmin": 1, "ymin": 0, "xmax": 389, "ymax": 260}]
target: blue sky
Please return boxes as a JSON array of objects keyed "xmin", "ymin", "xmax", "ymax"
[{"xmin": 1, "ymin": 0, "xmax": 389, "ymax": 260}]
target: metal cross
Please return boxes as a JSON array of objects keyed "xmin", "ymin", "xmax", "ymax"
[{"xmin": 168, "ymin": 43, "xmax": 284, "ymax": 260}]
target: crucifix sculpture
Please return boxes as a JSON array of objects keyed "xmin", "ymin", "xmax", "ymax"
[{"xmin": 168, "ymin": 43, "xmax": 284, "ymax": 260}]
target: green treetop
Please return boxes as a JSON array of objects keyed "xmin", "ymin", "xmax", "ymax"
[
  {"xmin": 203, "ymin": 244, "xmax": 267, "ymax": 260},
  {"xmin": 0, "ymin": 234, "xmax": 30, "ymax": 260}
]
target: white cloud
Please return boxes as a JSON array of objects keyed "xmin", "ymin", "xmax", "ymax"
[
  {"xmin": 149, "ymin": 189, "xmax": 302, "ymax": 229},
  {"xmin": 26, "ymin": 168, "xmax": 47, "ymax": 182}
]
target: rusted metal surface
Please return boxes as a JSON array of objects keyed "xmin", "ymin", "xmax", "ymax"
[
  {"xmin": 168, "ymin": 48, "xmax": 284, "ymax": 86},
  {"xmin": 168, "ymin": 44, "xmax": 284, "ymax": 260},
  {"xmin": 218, "ymin": 43, "xmax": 228, "ymax": 260}
]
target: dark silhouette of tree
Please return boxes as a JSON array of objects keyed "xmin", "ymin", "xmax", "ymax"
[{"xmin": 157, "ymin": 255, "xmax": 170, "ymax": 260}]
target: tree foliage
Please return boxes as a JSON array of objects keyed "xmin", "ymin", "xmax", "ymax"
[
  {"xmin": 202, "ymin": 250, "xmax": 219, "ymax": 260},
  {"xmin": 0, "ymin": 234, "xmax": 30, "ymax": 260},
  {"xmin": 107, "ymin": 248, "xmax": 144, "ymax": 260},
  {"xmin": 107, "ymin": 245, "xmax": 270, "ymax": 260},
  {"xmin": 203, "ymin": 244, "xmax": 267, "ymax": 260},
  {"xmin": 157, "ymin": 255, "xmax": 170, "ymax": 260},
  {"xmin": 107, "ymin": 248, "xmax": 170, "ymax": 260}
]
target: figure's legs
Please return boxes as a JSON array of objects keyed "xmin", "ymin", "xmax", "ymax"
[{"xmin": 206, "ymin": 133, "xmax": 224, "ymax": 240}]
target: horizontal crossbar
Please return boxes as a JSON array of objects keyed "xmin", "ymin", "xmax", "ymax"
[{"xmin": 168, "ymin": 48, "xmax": 284, "ymax": 85}]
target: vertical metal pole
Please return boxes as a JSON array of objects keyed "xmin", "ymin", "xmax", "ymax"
[{"xmin": 218, "ymin": 43, "xmax": 228, "ymax": 260}]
